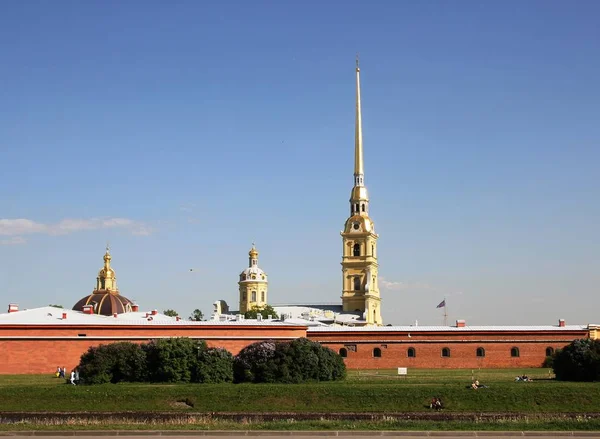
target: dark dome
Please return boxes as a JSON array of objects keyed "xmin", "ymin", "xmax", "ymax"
[{"xmin": 72, "ymin": 291, "xmax": 133, "ymax": 316}]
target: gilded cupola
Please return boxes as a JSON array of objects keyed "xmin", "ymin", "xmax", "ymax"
[{"xmin": 72, "ymin": 246, "xmax": 134, "ymax": 316}]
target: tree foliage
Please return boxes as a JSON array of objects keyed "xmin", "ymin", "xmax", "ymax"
[
  {"xmin": 553, "ymin": 338, "xmax": 600, "ymax": 382},
  {"xmin": 233, "ymin": 338, "xmax": 346, "ymax": 383},
  {"xmin": 233, "ymin": 340, "xmax": 277, "ymax": 383},
  {"xmin": 78, "ymin": 342, "xmax": 147, "ymax": 384},
  {"xmin": 163, "ymin": 309, "xmax": 179, "ymax": 317},
  {"xmin": 195, "ymin": 347, "xmax": 234, "ymax": 383},
  {"xmin": 243, "ymin": 304, "xmax": 279, "ymax": 320},
  {"xmin": 78, "ymin": 337, "xmax": 344, "ymax": 385},
  {"xmin": 144, "ymin": 338, "xmax": 205, "ymax": 383},
  {"xmin": 48, "ymin": 304, "xmax": 63, "ymax": 308},
  {"xmin": 189, "ymin": 309, "xmax": 204, "ymax": 321}
]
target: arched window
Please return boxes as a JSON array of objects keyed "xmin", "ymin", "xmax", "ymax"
[
  {"xmin": 442, "ymin": 347, "xmax": 451, "ymax": 357},
  {"xmin": 251, "ymin": 291, "xmax": 256, "ymax": 302},
  {"xmin": 546, "ymin": 347, "xmax": 554, "ymax": 357},
  {"xmin": 511, "ymin": 347, "xmax": 520, "ymax": 357},
  {"xmin": 355, "ymin": 203, "xmax": 359, "ymax": 213},
  {"xmin": 476, "ymin": 347, "xmax": 485, "ymax": 357},
  {"xmin": 373, "ymin": 347, "xmax": 382, "ymax": 358},
  {"xmin": 361, "ymin": 204, "xmax": 365, "ymax": 212},
  {"xmin": 353, "ymin": 277, "xmax": 361, "ymax": 291},
  {"xmin": 353, "ymin": 243, "xmax": 361, "ymax": 256},
  {"xmin": 407, "ymin": 347, "xmax": 416, "ymax": 358},
  {"xmin": 243, "ymin": 293, "xmax": 247, "ymax": 300},
  {"xmin": 339, "ymin": 348, "xmax": 348, "ymax": 357},
  {"xmin": 261, "ymin": 291, "xmax": 265, "ymax": 302}
]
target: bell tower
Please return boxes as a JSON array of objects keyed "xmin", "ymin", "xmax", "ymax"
[{"xmin": 340, "ymin": 58, "xmax": 382, "ymax": 326}]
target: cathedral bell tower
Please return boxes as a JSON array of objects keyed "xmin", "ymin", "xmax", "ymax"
[
  {"xmin": 340, "ymin": 58, "xmax": 382, "ymax": 326},
  {"xmin": 238, "ymin": 244, "xmax": 268, "ymax": 314}
]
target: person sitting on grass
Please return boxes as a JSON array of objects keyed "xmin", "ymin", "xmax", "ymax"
[{"xmin": 429, "ymin": 397, "xmax": 443, "ymax": 410}]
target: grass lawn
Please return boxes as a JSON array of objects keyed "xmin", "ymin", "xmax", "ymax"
[{"xmin": 0, "ymin": 368, "xmax": 599, "ymax": 414}]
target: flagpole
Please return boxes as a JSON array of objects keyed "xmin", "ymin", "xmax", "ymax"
[{"xmin": 444, "ymin": 296, "xmax": 447, "ymax": 326}]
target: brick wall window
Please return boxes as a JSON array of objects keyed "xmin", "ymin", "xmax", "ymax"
[
  {"xmin": 476, "ymin": 347, "xmax": 485, "ymax": 357},
  {"xmin": 442, "ymin": 347, "xmax": 450, "ymax": 357},
  {"xmin": 373, "ymin": 347, "xmax": 382, "ymax": 358},
  {"xmin": 511, "ymin": 347, "xmax": 520, "ymax": 357},
  {"xmin": 407, "ymin": 347, "xmax": 416, "ymax": 358},
  {"xmin": 545, "ymin": 347, "xmax": 554, "ymax": 356},
  {"xmin": 339, "ymin": 348, "xmax": 348, "ymax": 358}
]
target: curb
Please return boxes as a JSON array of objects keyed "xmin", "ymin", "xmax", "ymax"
[{"xmin": 1, "ymin": 432, "xmax": 600, "ymax": 437}]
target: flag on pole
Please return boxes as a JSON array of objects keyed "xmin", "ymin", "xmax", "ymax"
[{"xmin": 436, "ymin": 300, "xmax": 446, "ymax": 309}]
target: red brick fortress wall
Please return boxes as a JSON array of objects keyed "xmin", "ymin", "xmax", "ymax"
[
  {"xmin": 307, "ymin": 328, "xmax": 589, "ymax": 369},
  {"xmin": 0, "ymin": 324, "xmax": 307, "ymax": 374}
]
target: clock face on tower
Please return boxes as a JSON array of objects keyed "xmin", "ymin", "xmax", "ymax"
[{"xmin": 352, "ymin": 222, "xmax": 361, "ymax": 231}]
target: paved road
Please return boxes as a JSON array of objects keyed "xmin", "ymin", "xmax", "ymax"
[{"xmin": 2, "ymin": 434, "xmax": 600, "ymax": 439}]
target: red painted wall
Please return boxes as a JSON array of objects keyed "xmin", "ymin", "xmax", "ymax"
[
  {"xmin": 0, "ymin": 324, "xmax": 589, "ymax": 374},
  {"xmin": 0, "ymin": 324, "xmax": 306, "ymax": 374},
  {"xmin": 308, "ymin": 329, "xmax": 589, "ymax": 369}
]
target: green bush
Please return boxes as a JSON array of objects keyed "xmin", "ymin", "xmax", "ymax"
[
  {"xmin": 194, "ymin": 347, "xmax": 234, "ymax": 383},
  {"xmin": 233, "ymin": 340, "xmax": 278, "ymax": 383},
  {"xmin": 144, "ymin": 338, "xmax": 206, "ymax": 383},
  {"xmin": 78, "ymin": 342, "xmax": 146, "ymax": 384},
  {"xmin": 553, "ymin": 338, "xmax": 600, "ymax": 382},
  {"xmin": 233, "ymin": 338, "xmax": 346, "ymax": 383}
]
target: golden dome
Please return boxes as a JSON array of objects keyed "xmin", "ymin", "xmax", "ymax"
[
  {"xmin": 350, "ymin": 186, "xmax": 369, "ymax": 201},
  {"xmin": 249, "ymin": 245, "xmax": 258, "ymax": 259},
  {"xmin": 345, "ymin": 215, "xmax": 375, "ymax": 233},
  {"xmin": 98, "ymin": 268, "xmax": 115, "ymax": 278}
]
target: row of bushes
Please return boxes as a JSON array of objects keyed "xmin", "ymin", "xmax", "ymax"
[{"xmin": 78, "ymin": 337, "xmax": 346, "ymax": 384}]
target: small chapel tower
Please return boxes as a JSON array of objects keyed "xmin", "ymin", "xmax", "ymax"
[
  {"xmin": 340, "ymin": 58, "xmax": 383, "ymax": 326},
  {"xmin": 238, "ymin": 244, "xmax": 268, "ymax": 314}
]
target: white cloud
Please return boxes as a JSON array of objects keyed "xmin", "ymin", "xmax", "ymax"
[
  {"xmin": 179, "ymin": 203, "xmax": 196, "ymax": 212},
  {"xmin": 379, "ymin": 277, "xmax": 434, "ymax": 291},
  {"xmin": 0, "ymin": 236, "xmax": 27, "ymax": 246},
  {"xmin": 0, "ymin": 218, "xmax": 153, "ymax": 240}
]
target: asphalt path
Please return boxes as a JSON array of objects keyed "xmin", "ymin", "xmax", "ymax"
[{"xmin": 2, "ymin": 434, "xmax": 600, "ymax": 439}]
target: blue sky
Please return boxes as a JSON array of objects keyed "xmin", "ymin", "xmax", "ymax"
[{"xmin": 1, "ymin": 0, "xmax": 598, "ymax": 325}]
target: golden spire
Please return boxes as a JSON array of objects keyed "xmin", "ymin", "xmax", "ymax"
[{"xmin": 354, "ymin": 53, "xmax": 364, "ymax": 178}]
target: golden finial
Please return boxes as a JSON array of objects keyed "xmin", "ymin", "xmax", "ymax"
[
  {"xmin": 103, "ymin": 243, "xmax": 112, "ymax": 263},
  {"xmin": 249, "ymin": 242, "xmax": 259, "ymax": 260}
]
